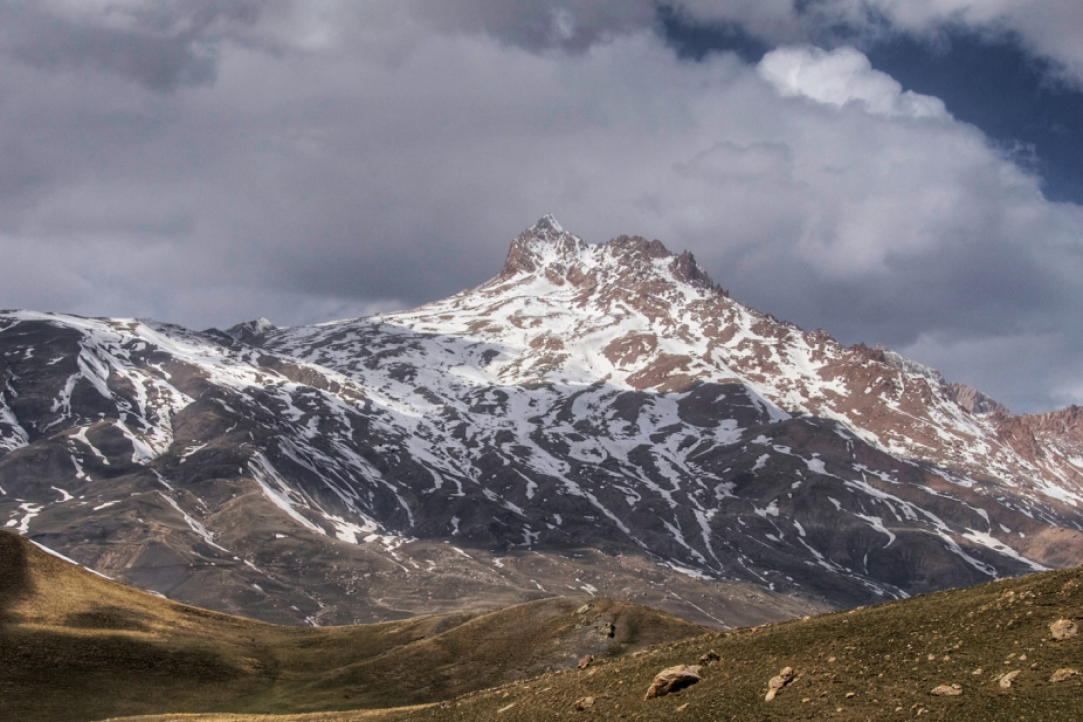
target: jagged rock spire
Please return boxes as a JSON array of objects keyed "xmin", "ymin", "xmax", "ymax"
[
  {"xmin": 531, "ymin": 214, "xmax": 564, "ymax": 234},
  {"xmin": 498, "ymin": 216, "xmax": 720, "ymax": 294}
]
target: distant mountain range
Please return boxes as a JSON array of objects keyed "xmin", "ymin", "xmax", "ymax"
[{"xmin": 2, "ymin": 215, "xmax": 1082, "ymax": 626}]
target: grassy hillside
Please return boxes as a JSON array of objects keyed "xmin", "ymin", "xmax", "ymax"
[
  {"xmin": 0, "ymin": 530, "xmax": 706, "ymax": 722},
  {"xmin": 106, "ymin": 559, "xmax": 1083, "ymax": 722}
]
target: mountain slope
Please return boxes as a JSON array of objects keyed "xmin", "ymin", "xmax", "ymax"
[
  {"xmin": 100, "ymin": 548, "xmax": 1083, "ymax": 722},
  {"xmin": 264, "ymin": 216, "xmax": 1083, "ymax": 597},
  {"xmin": 0, "ymin": 529, "xmax": 706, "ymax": 722},
  {"xmin": 2, "ymin": 216, "xmax": 1083, "ymax": 623}
]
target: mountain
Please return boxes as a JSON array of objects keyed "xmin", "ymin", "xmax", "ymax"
[
  {"xmin": 0, "ymin": 529, "xmax": 705, "ymax": 722},
  {"xmin": 2, "ymin": 215, "xmax": 1083, "ymax": 625}
]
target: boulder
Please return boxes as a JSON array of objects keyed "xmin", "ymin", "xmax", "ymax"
[
  {"xmin": 765, "ymin": 666, "xmax": 795, "ymax": 701},
  {"xmin": 698, "ymin": 650, "xmax": 720, "ymax": 665},
  {"xmin": 578, "ymin": 654, "xmax": 594, "ymax": 670},
  {"xmin": 1050, "ymin": 619, "xmax": 1078, "ymax": 641},
  {"xmin": 1050, "ymin": 668, "xmax": 1079, "ymax": 683},
  {"xmin": 644, "ymin": 665, "xmax": 703, "ymax": 700},
  {"xmin": 930, "ymin": 684, "xmax": 962, "ymax": 696},
  {"xmin": 768, "ymin": 666, "xmax": 795, "ymax": 689}
]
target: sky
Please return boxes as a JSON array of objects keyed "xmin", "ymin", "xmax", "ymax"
[{"xmin": 1, "ymin": 1, "xmax": 1082, "ymax": 414}]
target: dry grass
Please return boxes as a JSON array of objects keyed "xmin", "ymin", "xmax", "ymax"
[
  {"xmin": 108, "ymin": 562, "xmax": 1083, "ymax": 722},
  {"xmin": 0, "ymin": 530, "xmax": 704, "ymax": 722},
  {"xmin": 7, "ymin": 527, "xmax": 1083, "ymax": 722}
]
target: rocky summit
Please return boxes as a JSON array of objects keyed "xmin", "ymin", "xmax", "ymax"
[{"xmin": 2, "ymin": 216, "xmax": 1083, "ymax": 626}]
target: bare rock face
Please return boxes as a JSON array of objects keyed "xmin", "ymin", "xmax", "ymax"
[
  {"xmin": 644, "ymin": 665, "xmax": 702, "ymax": 700},
  {"xmin": 1050, "ymin": 619, "xmax": 1079, "ymax": 641},
  {"xmin": 948, "ymin": 383, "xmax": 1009, "ymax": 415}
]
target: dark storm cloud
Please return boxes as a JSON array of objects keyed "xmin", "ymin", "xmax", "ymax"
[
  {"xmin": 0, "ymin": 1, "xmax": 263, "ymax": 92},
  {"xmin": 411, "ymin": 0, "xmax": 658, "ymax": 53}
]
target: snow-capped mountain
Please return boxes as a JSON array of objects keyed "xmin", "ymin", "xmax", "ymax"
[{"xmin": 3, "ymin": 216, "xmax": 1082, "ymax": 626}]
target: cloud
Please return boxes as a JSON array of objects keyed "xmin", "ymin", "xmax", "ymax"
[
  {"xmin": 0, "ymin": 0, "xmax": 263, "ymax": 92},
  {"xmin": 849, "ymin": 1, "xmax": 1083, "ymax": 86},
  {"xmin": 0, "ymin": 2, "xmax": 1081, "ymax": 413},
  {"xmin": 413, "ymin": 0, "xmax": 658, "ymax": 53},
  {"xmin": 757, "ymin": 46, "xmax": 949, "ymax": 118},
  {"xmin": 677, "ymin": 1, "xmax": 1083, "ymax": 88},
  {"xmin": 674, "ymin": 141, "xmax": 792, "ymax": 184}
]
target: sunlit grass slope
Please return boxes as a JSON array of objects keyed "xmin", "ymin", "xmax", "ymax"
[
  {"xmin": 0, "ymin": 530, "xmax": 705, "ymax": 722},
  {"xmin": 110, "ymin": 559, "xmax": 1083, "ymax": 722}
]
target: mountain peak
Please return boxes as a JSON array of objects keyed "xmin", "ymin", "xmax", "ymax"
[
  {"xmin": 531, "ymin": 213, "xmax": 564, "ymax": 234},
  {"xmin": 497, "ymin": 217, "xmax": 720, "ymax": 295},
  {"xmin": 499, "ymin": 216, "xmax": 581, "ymax": 279},
  {"xmin": 225, "ymin": 317, "xmax": 277, "ymax": 344}
]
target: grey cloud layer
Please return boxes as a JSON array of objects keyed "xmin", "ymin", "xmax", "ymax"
[{"xmin": 1, "ymin": 1, "xmax": 1082, "ymax": 413}]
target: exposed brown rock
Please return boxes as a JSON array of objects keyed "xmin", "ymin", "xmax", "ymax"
[
  {"xmin": 765, "ymin": 666, "xmax": 795, "ymax": 701},
  {"xmin": 930, "ymin": 684, "xmax": 962, "ymax": 696},
  {"xmin": 577, "ymin": 654, "xmax": 593, "ymax": 670},
  {"xmin": 948, "ymin": 383, "xmax": 1009, "ymax": 415},
  {"xmin": 625, "ymin": 353, "xmax": 692, "ymax": 390},
  {"xmin": 698, "ymin": 650, "xmax": 720, "ymax": 665},
  {"xmin": 1050, "ymin": 668, "xmax": 1079, "ymax": 683},
  {"xmin": 768, "ymin": 666, "xmax": 794, "ymax": 689},
  {"xmin": 1050, "ymin": 619, "xmax": 1078, "ymax": 641},
  {"xmin": 602, "ymin": 332, "xmax": 658, "ymax": 368},
  {"xmin": 999, "ymin": 670, "xmax": 1021, "ymax": 689},
  {"xmin": 644, "ymin": 665, "xmax": 703, "ymax": 700},
  {"xmin": 573, "ymin": 696, "xmax": 594, "ymax": 711}
]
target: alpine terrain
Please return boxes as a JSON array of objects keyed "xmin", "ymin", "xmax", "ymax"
[{"xmin": 2, "ymin": 216, "xmax": 1083, "ymax": 627}]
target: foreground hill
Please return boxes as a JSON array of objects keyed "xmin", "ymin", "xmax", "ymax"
[
  {"xmin": 3, "ymin": 215, "xmax": 1083, "ymax": 624},
  {"xmin": 105, "ymin": 558, "xmax": 1083, "ymax": 722},
  {"xmin": 0, "ymin": 530, "xmax": 705, "ymax": 722}
]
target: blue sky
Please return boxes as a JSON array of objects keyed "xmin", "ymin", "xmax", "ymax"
[
  {"xmin": 663, "ymin": 9, "xmax": 1083, "ymax": 204},
  {"xmin": 1, "ymin": 1, "xmax": 1082, "ymax": 414}
]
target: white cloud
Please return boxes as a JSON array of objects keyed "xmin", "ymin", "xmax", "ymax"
[{"xmin": 757, "ymin": 46, "xmax": 949, "ymax": 119}]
